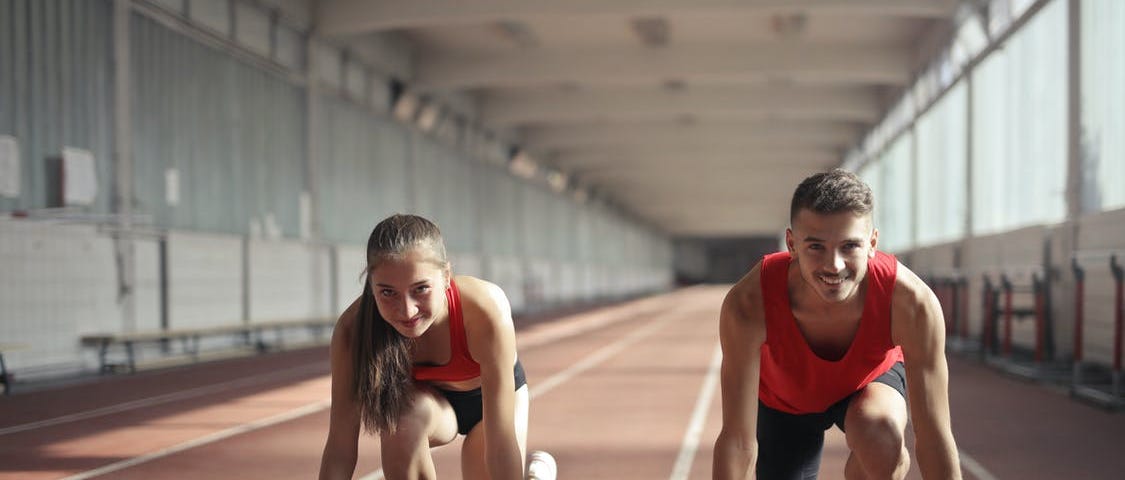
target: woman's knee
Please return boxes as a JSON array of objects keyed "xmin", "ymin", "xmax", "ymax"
[{"xmin": 382, "ymin": 387, "xmax": 455, "ymax": 445}]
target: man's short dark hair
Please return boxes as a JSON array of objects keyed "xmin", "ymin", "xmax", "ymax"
[{"xmin": 789, "ymin": 168, "xmax": 874, "ymax": 222}]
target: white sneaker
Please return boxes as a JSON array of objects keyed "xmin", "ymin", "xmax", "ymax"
[{"xmin": 527, "ymin": 450, "xmax": 557, "ymax": 480}]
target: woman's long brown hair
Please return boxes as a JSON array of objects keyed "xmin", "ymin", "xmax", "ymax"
[{"xmin": 353, "ymin": 214, "xmax": 448, "ymax": 434}]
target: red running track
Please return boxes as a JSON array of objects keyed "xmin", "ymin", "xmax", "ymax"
[{"xmin": 2, "ymin": 286, "xmax": 1124, "ymax": 479}]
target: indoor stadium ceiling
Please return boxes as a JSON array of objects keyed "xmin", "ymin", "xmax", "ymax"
[{"xmin": 315, "ymin": 0, "xmax": 962, "ymax": 237}]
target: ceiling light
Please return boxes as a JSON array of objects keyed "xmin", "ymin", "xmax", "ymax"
[
  {"xmin": 546, "ymin": 170, "xmax": 568, "ymax": 193},
  {"xmin": 508, "ymin": 150, "xmax": 538, "ymax": 179},
  {"xmin": 416, "ymin": 101, "xmax": 442, "ymax": 132},
  {"xmin": 630, "ymin": 16, "xmax": 670, "ymax": 48},
  {"xmin": 770, "ymin": 13, "xmax": 808, "ymax": 39},
  {"xmin": 494, "ymin": 21, "xmax": 540, "ymax": 48},
  {"xmin": 392, "ymin": 90, "xmax": 418, "ymax": 123}
]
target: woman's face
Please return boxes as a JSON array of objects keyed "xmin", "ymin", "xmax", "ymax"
[{"xmin": 369, "ymin": 248, "xmax": 450, "ymax": 338}]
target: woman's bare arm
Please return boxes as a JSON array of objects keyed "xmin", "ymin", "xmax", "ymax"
[
  {"xmin": 319, "ymin": 300, "xmax": 363, "ymax": 480},
  {"xmin": 461, "ymin": 277, "xmax": 524, "ymax": 480}
]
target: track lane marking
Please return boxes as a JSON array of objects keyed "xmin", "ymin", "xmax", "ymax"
[
  {"xmin": 58, "ymin": 400, "xmax": 331, "ymax": 480},
  {"xmin": 0, "ymin": 363, "xmax": 327, "ymax": 436},
  {"xmin": 960, "ymin": 449, "xmax": 999, "ymax": 480},
  {"xmin": 356, "ymin": 301, "xmax": 688, "ymax": 480},
  {"xmin": 54, "ymin": 296, "xmax": 689, "ymax": 479},
  {"xmin": 669, "ymin": 344, "xmax": 722, "ymax": 480}
]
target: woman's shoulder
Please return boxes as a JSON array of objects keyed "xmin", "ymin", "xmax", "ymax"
[
  {"xmin": 332, "ymin": 296, "xmax": 362, "ymax": 344},
  {"xmin": 453, "ymin": 275, "xmax": 512, "ymax": 327},
  {"xmin": 454, "ymin": 275, "xmax": 506, "ymax": 302}
]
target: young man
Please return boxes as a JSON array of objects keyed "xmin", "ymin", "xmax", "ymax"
[{"xmin": 712, "ymin": 169, "xmax": 961, "ymax": 480}]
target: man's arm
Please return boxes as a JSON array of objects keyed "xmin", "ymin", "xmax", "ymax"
[
  {"xmin": 892, "ymin": 265, "xmax": 962, "ymax": 479},
  {"xmin": 713, "ymin": 265, "xmax": 766, "ymax": 480}
]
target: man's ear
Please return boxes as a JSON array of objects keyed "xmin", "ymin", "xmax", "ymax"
[
  {"xmin": 869, "ymin": 228, "xmax": 879, "ymax": 258},
  {"xmin": 785, "ymin": 228, "xmax": 795, "ymax": 254}
]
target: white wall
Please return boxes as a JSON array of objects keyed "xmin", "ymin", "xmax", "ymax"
[
  {"xmin": 0, "ymin": 221, "xmax": 125, "ymax": 375},
  {"xmin": 167, "ymin": 231, "xmax": 243, "ymax": 329},
  {"xmin": 247, "ymin": 239, "xmax": 333, "ymax": 322}
]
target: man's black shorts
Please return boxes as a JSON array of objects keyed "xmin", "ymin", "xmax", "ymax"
[{"xmin": 756, "ymin": 362, "xmax": 907, "ymax": 480}]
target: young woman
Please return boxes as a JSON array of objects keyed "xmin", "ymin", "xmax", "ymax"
[{"xmin": 318, "ymin": 214, "xmax": 554, "ymax": 480}]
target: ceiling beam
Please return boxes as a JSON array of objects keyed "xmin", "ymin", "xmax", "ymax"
[
  {"xmin": 483, "ymin": 85, "xmax": 884, "ymax": 127},
  {"xmin": 318, "ymin": 0, "xmax": 957, "ymax": 36},
  {"xmin": 417, "ymin": 44, "xmax": 912, "ymax": 91},
  {"xmin": 601, "ymin": 173, "xmax": 816, "ymax": 192},
  {"xmin": 554, "ymin": 146, "xmax": 840, "ymax": 170},
  {"xmin": 521, "ymin": 121, "xmax": 862, "ymax": 150},
  {"xmin": 577, "ymin": 162, "xmax": 832, "ymax": 183},
  {"xmin": 621, "ymin": 203, "xmax": 793, "ymax": 236},
  {"xmin": 628, "ymin": 203, "xmax": 791, "ymax": 226}
]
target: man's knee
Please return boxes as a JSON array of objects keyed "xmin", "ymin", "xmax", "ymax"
[
  {"xmin": 845, "ymin": 386, "xmax": 909, "ymax": 476},
  {"xmin": 847, "ymin": 406, "xmax": 904, "ymax": 449}
]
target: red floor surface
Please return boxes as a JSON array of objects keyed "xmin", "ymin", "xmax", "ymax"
[{"xmin": 2, "ymin": 286, "xmax": 1124, "ymax": 479}]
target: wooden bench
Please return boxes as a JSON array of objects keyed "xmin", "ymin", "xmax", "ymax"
[
  {"xmin": 81, "ymin": 318, "xmax": 336, "ymax": 373},
  {"xmin": 0, "ymin": 343, "xmax": 29, "ymax": 395}
]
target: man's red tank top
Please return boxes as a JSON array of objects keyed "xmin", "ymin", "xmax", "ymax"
[
  {"xmin": 412, "ymin": 279, "xmax": 482, "ymax": 382},
  {"xmin": 758, "ymin": 250, "xmax": 904, "ymax": 414}
]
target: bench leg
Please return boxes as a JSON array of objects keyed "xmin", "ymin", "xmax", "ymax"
[
  {"xmin": 254, "ymin": 329, "xmax": 267, "ymax": 353},
  {"xmin": 126, "ymin": 341, "xmax": 136, "ymax": 373},
  {"xmin": 0, "ymin": 352, "xmax": 9, "ymax": 395},
  {"xmin": 98, "ymin": 341, "xmax": 111, "ymax": 374}
]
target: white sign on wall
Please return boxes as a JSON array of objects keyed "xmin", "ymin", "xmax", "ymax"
[
  {"xmin": 299, "ymin": 191, "xmax": 312, "ymax": 240},
  {"xmin": 165, "ymin": 167, "xmax": 180, "ymax": 206},
  {"xmin": 62, "ymin": 147, "xmax": 98, "ymax": 205},
  {"xmin": 0, "ymin": 135, "xmax": 20, "ymax": 198}
]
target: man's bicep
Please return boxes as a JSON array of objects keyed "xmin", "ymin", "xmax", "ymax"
[
  {"xmin": 718, "ymin": 301, "xmax": 762, "ymax": 433},
  {"xmin": 900, "ymin": 291, "xmax": 954, "ymax": 435}
]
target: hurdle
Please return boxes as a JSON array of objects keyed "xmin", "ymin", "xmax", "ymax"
[
  {"xmin": 1070, "ymin": 251, "xmax": 1125, "ymax": 410},
  {"xmin": 927, "ymin": 268, "xmax": 973, "ymax": 353},
  {"xmin": 981, "ymin": 265, "xmax": 1069, "ymax": 381}
]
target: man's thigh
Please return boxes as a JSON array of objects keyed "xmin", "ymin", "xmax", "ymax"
[
  {"xmin": 828, "ymin": 362, "xmax": 908, "ymax": 433},
  {"xmin": 756, "ymin": 402, "xmax": 831, "ymax": 480}
]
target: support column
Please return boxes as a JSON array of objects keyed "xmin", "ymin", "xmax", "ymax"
[
  {"xmin": 113, "ymin": 0, "xmax": 136, "ymax": 333},
  {"xmin": 1066, "ymin": 0, "xmax": 1083, "ymax": 224}
]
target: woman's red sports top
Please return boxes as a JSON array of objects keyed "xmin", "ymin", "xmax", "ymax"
[{"xmin": 412, "ymin": 279, "xmax": 482, "ymax": 382}]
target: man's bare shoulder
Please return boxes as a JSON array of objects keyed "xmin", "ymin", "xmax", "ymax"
[
  {"xmin": 723, "ymin": 261, "xmax": 764, "ymax": 321},
  {"xmin": 892, "ymin": 261, "xmax": 937, "ymax": 313},
  {"xmin": 890, "ymin": 260, "xmax": 944, "ymax": 347}
]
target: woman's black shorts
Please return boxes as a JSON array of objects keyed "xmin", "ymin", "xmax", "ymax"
[{"xmin": 434, "ymin": 359, "xmax": 528, "ymax": 435}]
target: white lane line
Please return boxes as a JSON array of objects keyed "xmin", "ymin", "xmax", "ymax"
[
  {"xmin": 7, "ymin": 296, "xmax": 674, "ymax": 438},
  {"xmin": 59, "ymin": 399, "xmax": 331, "ymax": 480},
  {"xmin": 960, "ymin": 449, "xmax": 1000, "ymax": 480},
  {"xmin": 0, "ymin": 363, "xmax": 327, "ymax": 436},
  {"xmin": 669, "ymin": 344, "xmax": 722, "ymax": 480},
  {"xmin": 356, "ymin": 469, "xmax": 385, "ymax": 480},
  {"xmin": 530, "ymin": 310, "xmax": 679, "ymax": 399},
  {"xmin": 356, "ymin": 309, "xmax": 683, "ymax": 480}
]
